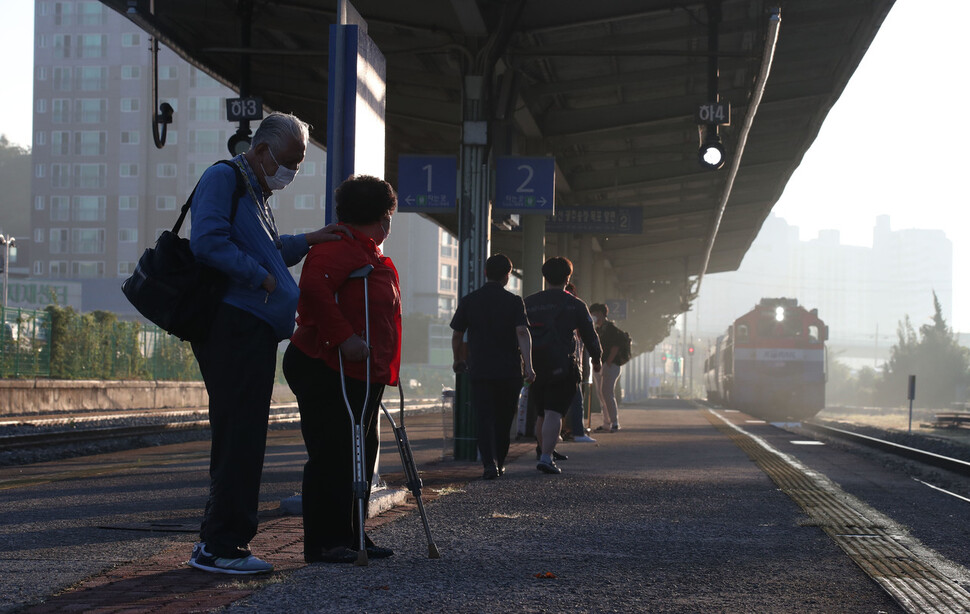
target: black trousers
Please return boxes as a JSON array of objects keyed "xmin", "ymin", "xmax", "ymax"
[
  {"xmin": 191, "ymin": 303, "xmax": 278, "ymax": 559},
  {"xmin": 472, "ymin": 376, "xmax": 522, "ymax": 470},
  {"xmin": 283, "ymin": 344, "xmax": 384, "ymax": 556}
]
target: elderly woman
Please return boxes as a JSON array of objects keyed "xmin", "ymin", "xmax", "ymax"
[{"xmin": 283, "ymin": 175, "xmax": 402, "ymax": 564}]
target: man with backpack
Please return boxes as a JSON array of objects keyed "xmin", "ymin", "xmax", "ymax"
[
  {"xmin": 525, "ymin": 258, "xmax": 602, "ymax": 474},
  {"xmin": 589, "ymin": 303, "xmax": 631, "ymax": 432}
]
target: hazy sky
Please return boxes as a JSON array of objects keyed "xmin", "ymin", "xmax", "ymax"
[{"xmin": 1, "ymin": 1, "xmax": 968, "ymax": 329}]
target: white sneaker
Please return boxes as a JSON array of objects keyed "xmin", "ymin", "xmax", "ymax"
[{"xmin": 573, "ymin": 435, "xmax": 596, "ymax": 443}]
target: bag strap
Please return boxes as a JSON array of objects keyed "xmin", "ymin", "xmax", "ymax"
[{"xmin": 172, "ymin": 160, "xmax": 246, "ymax": 235}]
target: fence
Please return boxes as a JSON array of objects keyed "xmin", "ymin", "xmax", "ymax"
[
  {"xmin": 0, "ymin": 307, "xmax": 52, "ymax": 378},
  {"xmin": 1, "ymin": 305, "xmax": 201, "ymax": 381}
]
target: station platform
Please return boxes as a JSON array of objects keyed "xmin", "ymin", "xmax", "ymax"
[{"xmin": 4, "ymin": 400, "xmax": 970, "ymax": 613}]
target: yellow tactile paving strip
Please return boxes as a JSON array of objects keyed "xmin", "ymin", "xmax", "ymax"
[{"xmin": 707, "ymin": 409, "xmax": 970, "ymax": 614}]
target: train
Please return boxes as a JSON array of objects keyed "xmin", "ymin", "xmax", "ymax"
[{"xmin": 704, "ymin": 298, "xmax": 828, "ymax": 422}]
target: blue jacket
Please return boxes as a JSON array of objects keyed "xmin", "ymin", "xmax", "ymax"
[{"xmin": 189, "ymin": 156, "xmax": 309, "ymax": 341}]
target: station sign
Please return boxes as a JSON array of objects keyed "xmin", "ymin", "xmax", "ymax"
[
  {"xmin": 493, "ymin": 156, "xmax": 555, "ymax": 214},
  {"xmin": 545, "ymin": 206, "xmax": 642, "ymax": 235},
  {"xmin": 397, "ymin": 155, "xmax": 457, "ymax": 212},
  {"xmin": 696, "ymin": 102, "xmax": 730, "ymax": 125},
  {"xmin": 226, "ymin": 97, "xmax": 264, "ymax": 121},
  {"xmin": 605, "ymin": 299, "xmax": 628, "ymax": 320}
]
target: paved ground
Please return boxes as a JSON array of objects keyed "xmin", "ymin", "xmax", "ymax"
[{"xmin": 4, "ymin": 400, "xmax": 970, "ymax": 612}]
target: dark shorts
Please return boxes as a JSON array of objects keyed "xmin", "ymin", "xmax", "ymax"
[{"xmin": 530, "ymin": 373, "xmax": 579, "ymax": 417}]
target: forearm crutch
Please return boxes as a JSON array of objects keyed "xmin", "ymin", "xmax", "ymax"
[
  {"xmin": 336, "ymin": 264, "xmax": 375, "ymax": 566},
  {"xmin": 380, "ymin": 383, "xmax": 441, "ymax": 559}
]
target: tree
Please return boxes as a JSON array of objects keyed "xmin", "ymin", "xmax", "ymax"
[
  {"xmin": 0, "ymin": 135, "xmax": 32, "ymax": 237},
  {"xmin": 881, "ymin": 292, "xmax": 970, "ymax": 408}
]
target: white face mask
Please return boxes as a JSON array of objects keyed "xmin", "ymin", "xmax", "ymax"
[{"xmin": 262, "ymin": 147, "xmax": 297, "ymax": 191}]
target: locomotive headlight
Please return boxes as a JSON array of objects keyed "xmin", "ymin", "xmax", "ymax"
[{"xmin": 775, "ymin": 306, "xmax": 785, "ymax": 322}]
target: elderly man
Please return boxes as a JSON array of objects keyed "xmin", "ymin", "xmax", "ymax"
[{"xmin": 188, "ymin": 112, "xmax": 346, "ymax": 574}]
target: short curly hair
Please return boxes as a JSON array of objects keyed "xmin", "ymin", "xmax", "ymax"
[{"xmin": 334, "ymin": 175, "xmax": 397, "ymax": 225}]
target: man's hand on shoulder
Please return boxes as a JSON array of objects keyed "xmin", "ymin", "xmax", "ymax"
[{"xmin": 306, "ymin": 223, "xmax": 352, "ymax": 245}]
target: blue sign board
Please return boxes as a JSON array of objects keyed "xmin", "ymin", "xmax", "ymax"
[
  {"xmin": 545, "ymin": 206, "xmax": 643, "ymax": 234},
  {"xmin": 605, "ymin": 299, "xmax": 628, "ymax": 321},
  {"xmin": 493, "ymin": 156, "xmax": 555, "ymax": 214},
  {"xmin": 397, "ymin": 155, "xmax": 457, "ymax": 212}
]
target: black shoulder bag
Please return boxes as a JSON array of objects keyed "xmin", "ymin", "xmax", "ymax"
[{"xmin": 121, "ymin": 160, "xmax": 245, "ymax": 342}]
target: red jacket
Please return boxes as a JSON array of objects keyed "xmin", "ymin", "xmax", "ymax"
[{"xmin": 290, "ymin": 225, "xmax": 401, "ymax": 385}]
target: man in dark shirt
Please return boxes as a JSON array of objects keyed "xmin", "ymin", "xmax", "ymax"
[
  {"xmin": 525, "ymin": 257, "xmax": 602, "ymax": 475},
  {"xmin": 451, "ymin": 254, "xmax": 535, "ymax": 479}
]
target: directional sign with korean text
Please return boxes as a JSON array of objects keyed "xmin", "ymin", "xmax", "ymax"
[
  {"xmin": 494, "ymin": 156, "xmax": 555, "ymax": 214},
  {"xmin": 397, "ymin": 155, "xmax": 457, "ymax": 212},
  {"xmin": 545, "ymin": 206, "xmax": 642, "ymax": 234}
]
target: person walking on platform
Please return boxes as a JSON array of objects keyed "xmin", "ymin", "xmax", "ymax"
[
  {"xmin": 188, "ymin": 112, "xmax": 349, "ymax": 574},
  {"xmin": 283, "ymin": 175, "xmax": 402, "ymax": 564},
  {"xmin": 525, "ymin": 258, "xmax": 602, "ymax": 474},
  {"xmin": 450, "ymin": 254, "xmax": 535, "ymax": 480},
  {"xmin": 563, "ymin": 283, "xmax": 595, "ymax": 444},
  {"xmin": 590, "ymin": 303, "xmax": 623, "ymax": 432}
]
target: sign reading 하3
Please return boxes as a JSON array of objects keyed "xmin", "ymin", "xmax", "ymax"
[{"xmin": 493, "ymin": 156, "xmax": 555, "ymax": 215}]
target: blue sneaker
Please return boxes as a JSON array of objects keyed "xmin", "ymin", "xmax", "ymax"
[{"xmin": 188, "ymin": 542, "xmax": 273, "ymax": 575}]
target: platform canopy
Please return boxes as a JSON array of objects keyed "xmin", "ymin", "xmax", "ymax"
[{"xmin": 101, "ymin": 0, "xmax": 893, "ymax": 345}]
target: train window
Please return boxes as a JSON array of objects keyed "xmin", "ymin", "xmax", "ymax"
[{"xmin": 808, "ymin": 325, "xmax": 820, "ymax": 342}]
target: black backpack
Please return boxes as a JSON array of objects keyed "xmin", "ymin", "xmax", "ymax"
[
  {"xmin": 604, "ymin": 321, "xmax": 633, "ymax": 366},
  {"xmin": 529, "ymin": 303, "xmax": 576, "ymax": 378}
]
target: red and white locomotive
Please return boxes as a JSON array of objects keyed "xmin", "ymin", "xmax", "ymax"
[{"xmin": 705, "ymin": 298, "xmax": 827, "ymax": 422}]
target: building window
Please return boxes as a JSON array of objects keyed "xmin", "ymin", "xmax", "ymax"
[
  {"xmin": 156, "ymin": 163, "xmax": 177, "ymax": 178},
  {"xmin": 33, "ymin": 261, "xmax": 45, "ymax": 275},
  {"xmin": 189, "ymin": 129, "xmax": 220, "ymax": 154},
  {"xmin": 121, "ymin": 131, "xmax": 140, "ymax": 145},
  {"xmin": 76, "ymin": 66, "xmax": 107, "ymax": 91},
  {"xmin": 50, "ymin": 261, "xmax": 69, "ymax": 277},
  {"xmin": 49, "ymin": 229, "xmax": 69, "ymax": 254},
  {"xmin": 78, "ymin": 34, "xmax": 107, "ymax": 59},
  {"xmin": 52, "ymin": 66, "xmax": 72, "ymax": 91},
  {"xmin": 158, "ymin": 66, "xmax": 178, "ymax": 80},
  {"xmin": 156, "ymin": 196, "xmax": 176, "ymax": 211},
  {"xmin": 121, "ymin": 65, "xmax": 140, "ymax": 80},
  {"xmin": 72, "ymin": 228, "xmax": 105, "ymax": 254},
  {"xmin": 75, "ymin": 98, "xmax": 107, "ymax": 123},
  {"xmin": 294, "ymin": 195, "xmax": 316, "ymax": 210},
  {"xmin": 301, "ymin": 161, "xmax": 317, "ymax": 176},
  {"xmin": 440, "ymin": 231, "xmax": 458, "ymax": 259},
  {"xmin": 118, "ymin": 261, "xmax": 137, "ymax": 276},
  {"xmin": 36, "ymin": 98, "xmax": 48, "ymax": 114},
  {"xmin": 51, "ymin": 131, "xmax": 70, "ymax": 155},
  {"xmin": 50, "ymin": 197, "xmax": 70, "ymax": 221},
  {"xmin": 119, "ymin": 163, "xmax": 138, "ymax": 178},
  {"xmin": 34, "ymin": 229, "xmax": 45, "ymax": 243},
  {"xmin": 53, "ymin": 1, "xmax": 74, "ymax": 25},
  {"xmin": 189, "ymin": 96, "xmax": 221, "ymax": 121},
  {"xmin": 36, "ymin": 66, "xmax": 48, "ymax": 81},
  {"xmin": 34, "ymin": 196, "xmax": 45, "ymax": 211},
  {"xmin": 439, "ymin": 264, "xmax": 456, "ymax": 291},
  {"xmin": 119, "ymin": 228, "xmax": 138, "ymax": 242},
  {"xmin": 76, "ymin": 1, "xmax": 105, "ymax": 26},
  {"xmin": 437, "ymin": 297, "xmax": 456, "ymax": 318},
  {"xmin": 51, "ymin": 99, "xmax": 72, "ymax": 123},
  {"xmin": 51, "ymin": 164, "xmax": 70, "ymax": 187},
  {"xmin": 73, "ymin": 196, "xmax": 106, "ymax": 222},
  {"xmin": 189, "ymin": 67, "xmax": 220, "ymax": 88},
  {"xmin": 72, "ymin": 261, "xmax": 105, "ymax": 278},
  {"xmin": 35, "ymin": 132, "xmax": 47, "ymax": 146},
  {"xmin": 120, "ymin": 98, "xmax": 139, "ymax": 112},
  {"xmin": 121, "ymin": 33, "xmax": 140, "ymax": 47},
  {"xmin": 72, "ymin": 163, "xmax": 106, "ymax": 189},
  {"xmin": 35, "ymin": 164, "xmax": 46, "ymax": 179},
  {"xmin": 73, "ymin": 131, "xmax": 106, "ymax": 155},
  {"xmin": 52, "ymin": 34, "xmax": 72, "ymax": 58},
  {"xmin": 119, "ymin": 195, "xmax": 138, "ymax": 210}
]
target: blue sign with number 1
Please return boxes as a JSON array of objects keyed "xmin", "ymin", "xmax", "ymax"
[{"xmin": 397, "ymin": 155, "xmax": 457, "ymax": 213}]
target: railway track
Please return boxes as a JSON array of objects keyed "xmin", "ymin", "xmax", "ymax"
[
  {"xmin": 0, "ymin": 399, "xmax": 439, "ymax": 456},
  {"xmin": 802, "ymin": 421, "xmax": 970, "ymax": 478}
]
